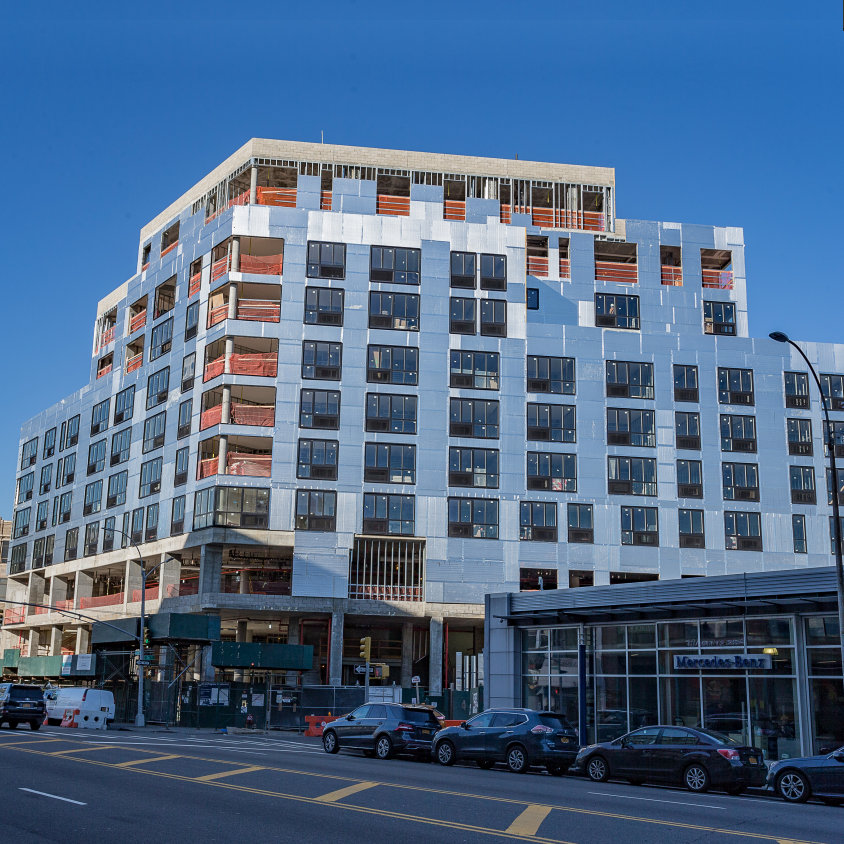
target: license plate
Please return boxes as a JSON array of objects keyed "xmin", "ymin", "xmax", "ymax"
[
  {"xmin": 559, "ymin": 737, "xmax": 570, "ymax": 744},
  {"xmin": 21, "ymin": 703, "xmax": 31, "ymax": 709},
  {"xmin": 748, "ymin": 756, "xmax": 757, "ymax": 765},
  {"xmin": 421, "ymin": 729, "xmax": 431, "ymax": 735}
]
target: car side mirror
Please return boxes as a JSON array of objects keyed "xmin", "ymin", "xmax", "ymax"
[
  {"xmin": 347, "ymin": 714, "xmax": 355, "ymax": 721},
  {"xmin": 461, "ymin": 721, "xmax": 469, "ymax": 729},
  {"xmin": 621, "ymin": 737, "xmax": 632, "ymax": 748}
]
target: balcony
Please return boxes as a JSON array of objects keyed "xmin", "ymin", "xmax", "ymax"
[
  {"xmin": 701, "ymin": 248, "xmax": 734, "ymax": 290},
  {"xmin": 203, "ymin": 337, "xmax": 278, "ymax": 382},
  {"xmin": 201, "ymin": 385, "xmax": 276, "ymax": 430},
  {"xmin": 96, "ymin": 354, "xmax": 113, "ymax": 379},
  {"xmin": 256, "ymin": 185, "xmax": 297, "ymax": 207},
  {"xmin": 527, "ymin": 256, "xmax": 549, "ymax": 277},
  {"xmin": 595, "ymin": 260, "xmax": 638, "ymax": 284},
  {"xmin": 3, "ymin": 608, "xmax": 25, "ymax": 624},
  {"xmin": 98, "ymin": 323, "xmax": 116, "ymax": 349},
  {"xmin": 594, "ymin": 240, "xmax": 638, "ymax": 284},
  {"xmin": 198, "ymin": 435, "xmax": 273, "ymax": 479},
  {"xmin": 126, "ymin": 352, "xmax": 143, "ymax": 374},
  {"xmin": 702, "ymin": 268, "xmax": 734, "ymax": 289},
  {"xmin": 128, "ymin": 585, "xmax": 159, "ymax": 603},
  {"xmin": 54, "ymin": 599, "xmax": 74, "ymax": 611}
]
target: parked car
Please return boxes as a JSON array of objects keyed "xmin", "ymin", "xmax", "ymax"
[
  {"xmin": 767, "ymin": 746, "xmax": 844, "ymax": 804},
  {"xmin": 45, "ymin": 687, "xmax": 116, "ymax": 726},
  {"xmin": 571, "ymin": 725, "xmax": 766, "ymax": 793},
  {"xmin": 0, "ymin": 683, "xmax": 46, "ymax": 730},
  {"xmin": 322, "ymin": 703, "xmax": 441, "ymax": 759},
  {"xmin": 432, "ymin": 708, "xmax": 580, "ymax": 774}
]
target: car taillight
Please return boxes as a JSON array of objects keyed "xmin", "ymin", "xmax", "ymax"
[
  {"xmin": 531, "ymin": 724, "xmax": 554, "ymax": 734},
  {"xmin": 717, "ymin": 748, "xmax": 740, "ymax": 761},
  {"xmin": 396, "ymin": 722, "xmax": 415, "ymax": 732}
]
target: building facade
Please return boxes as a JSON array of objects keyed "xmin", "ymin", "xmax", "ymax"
[
  {"xmin": 3, "ymin": 138, "xmax": 843, "ymax": 690},
  {"xmin": 485, "ymin": 567, "xmax": 844, "ymax": 760}
]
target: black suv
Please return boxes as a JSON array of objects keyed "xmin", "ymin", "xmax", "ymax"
[
  {"xmin": 322, "ymin": 702, "xmax": 441, "ymax": 759},
  {"xmin": 432, "ymin": 708, "xmax": 580, "ymax": 774},
  {"xmin": 0, "ymin": 683, "xmax": 45, "ymax": 730}
]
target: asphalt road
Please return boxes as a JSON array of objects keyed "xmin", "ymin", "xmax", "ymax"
[{"xmin": 0, "ymin": 727, "xmax": 834, "ymax": 844}]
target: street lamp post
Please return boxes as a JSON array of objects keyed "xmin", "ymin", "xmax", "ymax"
[
  {"xmin": 107, "ymin": 526, "xmax": 167, "ymax": 727},
  {"xmin": 770, "ymin": 331, "xmax": 844, "ymax": 694}
]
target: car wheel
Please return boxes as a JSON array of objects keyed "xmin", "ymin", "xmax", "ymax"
[
  {"xmin": 30, "ymin": 721, "xmax": 41, "ymax": 732},
  {"xmin": 725, "ymin": 784, "xmax": 745, "ymax": 796},
  {"xmin": 547, "ymin": 763, "xmax": 567, "ymax": 777},
  {"xmin": 684, "ymin": 764, "xmax": 710, "ymax": 793},
  {"xmin": 477, "ymin": 759, "xmax": 495, "ymax": 770},
  {"xmin": 435, "ymin": 740, "xmax": 455, "ymax": 766},
  {"xmin": 375, "ymin": 735, "xmax": 393, "ymax": 760},
  {"xmin": 777, "ymin": 770, "xmax": 810, "ymax": 803},
  {"xmin": 322, "ymin": 731, "xmax": 339, "ymax": 754},
  {"xmin": 506, "ymin": 744, "xmax": 529, "ymax": 774},
  {"xmin": 586, "ymin": 755, "xmax": 610, "ymax": 783}
]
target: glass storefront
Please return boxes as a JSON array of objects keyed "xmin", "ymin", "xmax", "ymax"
[{"xmin": 522, "ymin": 615, "xmax": 810, "ymax": 760}]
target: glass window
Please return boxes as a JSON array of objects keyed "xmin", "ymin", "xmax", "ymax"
[
  {"xmin": 567, "ymin": 503, "xmax": 594, "ymax": 543},
  {"xmin": 139, "ymin": 457, "xmax": 162, "ymax": 498},
  {"xmin": 450, "ymin": 350, "xmax": 499, "ymax": 390},
  {"xmin": 142, "ymin": 411, "xmax": 166, "ymax": 453},
  {"xmin": 449, "ymin": 447, "xmax": 499, "ymax": 489},
  {"xmin": 792, "ymin": 514, "xmax": 807, "ymax": 553},
  {"xmin": 606, "ymin": 361, "xmax": 654, "ymax": 399},
  {"xmin": 520, "ymin": 501, "xmax": 557, "ymax": 541},
  {"xmin": 449, "ymin": 399, "xmax": 499, "ymax": 439},
  {"xmin": 177, "ymin": 399, "xmax": 192, "ymax": 438},
  {"xmin": 703, "ymin": 301, "xmax": 736, "ymax": 335},
  {"xmin": 479, "ymin": 300, "xmax": 507, "ymax": 336},
  {"xmin": 302, "ymin": 341, "xmax": 342, "ymax": 380},
  {"xmin": 527, "ymin": 356, "xmax": 575, "ymax": 395},
  {"xmin": 146, "ymin": 367, "xmax": 170, "ymax": 409},
  {"xmin": 447, "ymin": 497, "xmax": 498, "ymax": 538},
  {"xmin": 607, "ymin": 408, "xmax": 655, "ymax": 447},
  {"xmin": 184, "ymin": 301, "xmax": 199, "ymax": 341},
  {"xmin": 91, "ymin": 398, "xmax": 110, "ymax": 436},
  {"xmin": 449, "ymin": 297, "xmax": 476, "ymax": 334},
  {"xmin": 299, "ymin": 389, "xmax": 340, "ymax": 429},
  {"xmin": 722, "ymin": 462, "xmax": 760, "ymax": 501},
  {"xmin": 784, "ymin": 372, "xmax": 810, "ymax": 408},
  {"xmin": 304, "ymin": 287, "xmax": 344, "ymax": 325},
  {"xmin": 111, "ymin": 427, "xmax": 131, "ymax": 466},
  {"xmin": 595, "ymin": 293, "xmax": 640, "ymax": 330},
  {"xmin": 83, "ymin": 480, "xmax": 102, "ymax": 516},
  {"xmin": 182, "ymin": 352, "xmax": 196, "ymax": 392},
  {"xmin": 365, "ymin": 393, "xmax": 417, "ymax": 434},
  {"xmin": 149, "ymin": 317, "xmax": 173, "ymax": 360},
  {"xmin": 367, "ymin": 345, "xmax": 418, "ymax": 385},
  {"xmin": 527, "ymin": 452, "xmax": 577, "ymax": 491},
  {"xmin": 295, "ymin": 490, "xmax": 337, "ymax": 530},
  {"xmin": 43, "ymin": 427, "xmax": 56, "ymax": 458},
  {"xmin": 621, "ymin": 506, "xmax": 659, "ymax": 545},
  {"xmin": 307, "ymin": 241, "xmax": 345, "ymax": 279},
  {"xmin": 114, "ymin": 386, "xmax": 135, "ymax": 424},
  {"xmin": 174, "ymin": 446, "xmax": 190, "ymax": 486},
  {"xmin": 107, "ymin": 470, "xmax": 127, "ymax": 508},
  {"xmin": 527, "ymin": 404, "xmax": 576, "ymax": 443},
  {"xmin": 720, "ymin": 414, "xmax": 757, "ymax": 452},
  {"xmin": 724, "ymin": 511, "xmax": 762, "ymax": 550},
  {"xmin": 370, "ymin": 246, "xmax": 421, "ymax": 285},
  {"xmin": 362, "ymin": 493, "xmax": 415, "ymax": 535},
  {"xmin": 369, "ymin": 292, "xmax": 420, "ymax": 331},
  {"xmin": 297, "ymin": 439, "xmax": 339, "ymax": 480},
  {"xmin": 718, "ymin": 367, "xmax": 754, "ymax": 405},
  {"xmin": 607, "ymin": 456, "xmax": 658, "ymax": 496},
  {"xmin": 364, "ymin": 443, "xmax": 416, "ymax": 484},
  {"xmin": 450, "ymin": 251, "xmax": 476, "ymax": 288},
  {"xmin": 480, "ymin": 253, "xmax": 506, "ymax": 290}
]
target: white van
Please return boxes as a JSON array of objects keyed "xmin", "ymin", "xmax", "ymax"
[{"xmin": 45, "ymin": 687, "xmax": 115, "ymax": 726}]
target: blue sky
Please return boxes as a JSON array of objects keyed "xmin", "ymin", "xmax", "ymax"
[{"xmin": 0, "ymin": 2, "xmax": 840, "ymax": 515}]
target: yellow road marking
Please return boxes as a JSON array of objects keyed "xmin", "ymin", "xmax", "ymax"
[
  {"xmin": 50, "ymin": 744, "xmax": 120, "ymax": 755},
  {"xmin": 114, "ymin": 754, "xmax": 182, "ymax": 767},
  {"xmin": 195, "ymin": 765, "xmax": 265, "ymax": 782},
  {"xmin": 0, "ymin": 739, "xmax": 827, "ymax": 844},
  {"xmin": 316, "ymin": 780, "xmax": 378, "ymax": 803},
  {"xmin": 507, "ymin": 805, "xmax": 552, "ymax": 837}
]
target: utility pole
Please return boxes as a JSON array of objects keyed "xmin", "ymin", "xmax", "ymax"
[{"xmin": 360, "ymin": 636, "xmax": 371, "ymax": 701}]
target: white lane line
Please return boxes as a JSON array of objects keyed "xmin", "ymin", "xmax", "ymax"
[
  {"xmin": 19, "ymin": 788, "xmax": 87, "ymax": 806},
  {"xmin": 587, "ymin": 791, "xmax": 726, "ymax": 810}
]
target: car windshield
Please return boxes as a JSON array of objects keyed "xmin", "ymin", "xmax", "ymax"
[
  {"xmin": 399, "ymin": 708, "xmax": 440, "ymax": 724},
  {"xmin": 694, "ymin": 728, "xmax": 739, "ymax": 745},
  {"xmin": 9, "ymin": 686, "xmax": 43, "ymax": 702},
  {"xmin": 538, "ymin": 714, "xmax": 572, "ymax": 730}
]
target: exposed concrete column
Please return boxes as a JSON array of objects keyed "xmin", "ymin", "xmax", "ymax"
[
  {"xmin": 230, "ymin": 236, "xmax": 241, "ymax": 272},
  {"xmin": 227, "ymin": 281, "xmax": 238, "ymax": 321},
  {"xmin": 401, "ymin": 622, "xmax": 414, "ymax": 687},
  {"xmin": 217, "ymin": 435, "xmax": 229, "ymax": 475},
  {"xmin": 48, "ymin": 626, "xmax": 63, "ymax": 657},
  {"xmin": 75, "ymin": 570, "xmax": 93, "ymax": 604},
  {"xmin": 249, "ymin": 166, "xmax": 258, "ymax": 205},
  {"xmin": 286, "ymin": 616, "xmax": 300, "ymax": 644},
  {"xmin": 75, "ymin": 626, "xmax": 90, "ymax": 655},
  {"xmin": 221, "ymin": 385, "xmax": 232, "ymax": 425},
  {"xmin": 328, "ymin": 607, "xmax": 344, "ymax": 687},
  {"xmin": 429, "ymin": 617, "xmax": 444, "ymax": 695},
  {"xmin": 157, "ymin": 554, "xmax": 179, "ymax": 599},
  {"xmin": 125, "ymin": 557, "xmax": 143, "ymax": 605},
  {"xmin": 239, "ymin": 564, "xmax": 249, "ymax": 594},
  {"xmin": 198, "ymin": 544, "xmax": 222, "ymax": 596},
  {"xmin": 224, "ymin": 337, "xmax": 234, "ymax": 375},
  {"xmin": 28, "ymin": 628, "xmax": 42, "ymax": 656},
  {"xmin": 27, "ymin": 571, "xmax": 46, "ymax": 612},
  {"xmin": 49, "ymin": 577, "xmax": 68, "ymax": 607},
  {"xmin": 234, "ymin": 619, "xmax": 250, "ymax": 681}
]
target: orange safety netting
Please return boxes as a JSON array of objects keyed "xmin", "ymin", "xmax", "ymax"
[
  {"xmin": 443, "ymin": 200, "xmax": 465, "ymax": 221},
  {"xmin": 559, "ymin": 258, "xmax": 571, "ymax": 279},
  {"xmin": 231, "ymin": 404, "xmax": 275, "ymax": 427},
  {"xmin": 661, "ymin": 266, "xmax": 683, "ymax": 287},
  {"xmin": 200, "ymin": 405, "xmax": 223, "ymax": 430},
  {"xmin": 129, "ymin": 586, "xmax": 159, "ymax": 603},
  {"xmin": 97, "ymin": 364, "xmax": 113, "ymax": 379},
  {"xmin": 231, "ymin": 352, "xmax": 278, "ymax": 377},
  {"xmin": 126, "ymin": 353, "xmax": 143, "ymax": 374},
  {"xmin": 189, "ymin": 274, "xmax": 201, "ymax": 297},
  {"xmin": 256, "ymin": 186, "xmax": 297, "ymax": 207},
  {"xmin": 320, "ymin": 190, "xmax": 332, "ymax": 211},
  {"xmin": 595, "ymin": 260, "xmax": 638, "ymax": 284},
  {"xmin": 377, "ymin": 194, "xmax": 410, "ymax": 216},
  {"xmin": 54, "ymin": 599, "xmax": 74, "ymax": 610},
  {"xmin": 207, "ymin": 304, "xmax": 228, "ymax": 327},
  {"xmin": 702, "ymin": 268, "xmax": 734, "ymax": 290},
  {"xmin": 237, "ymin": 299, "xmax": 280, "ymax": 322},
  {"xmin": 226, "ymin": 453, "xmax": 272, "ymax": 477},
  {"xmin": 211, "ymin": 256, "xmax": 230, "ymax": 281},
  {"xmin": 531, "ymin": 207, "xmax": 555, "ymax": 228},
  {"xmin": 79, "ymin": 593, "xmax": 124, "ymax": 610},
  {"xmin": 99, "ymin": 326, "xmax": 115, "ymax": 348},
  {"xmin": 198, "ymin": 458, "xmax": 219, "ymax": 479},
  {"xmin": 203, "ymin": 357, "xmax": 225, "ymax": 381},
  {"xmin": 166, "ymin": 579, "xmax": 199, "ymax": 598},
  {"xmin": 527, "ymin": 256, "xmax": 549, "ymax": 277},
  {"xmin": 3, "ymin": 608, "xmax": 25, "ymax": 624},
  {"xmin": 160, "ymin": 241, "xmax": 178, "ymax": 259},
  {"xmin": 499, "ymin": 204, "xmax": 511, "ymax": 224},
  {"xmin": 130, "ymin": 310, "xmax": 147, "ymax": 334},
  {"xmin": 33, "ymin": 605, "xmax": 48, "ymax": 615},
  {"xmin": 240, "ymin": 252, "xmax": 284, "ymax": 276}
]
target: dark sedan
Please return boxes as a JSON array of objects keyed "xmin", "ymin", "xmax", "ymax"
[
  {"xmin": 767, "ymin": 746, "xmax": 844, "ymax": 804},
  {"xmin": 432, "ymin": 708, "xmax": 580, "ymax": 774},
  {"xmin": 571, "ymin": 725, "xmax": 766, "ymax": 793},
  {"xmin": 322, "ymin": 702, "xmax": 441, "ymax": 759}
]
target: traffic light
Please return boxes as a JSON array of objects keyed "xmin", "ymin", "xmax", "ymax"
[
  {"xmin": 143, "ymin": 625, "xmax": 150, "ymax": 647},
  {"xmin": 359, "ymin": 636, "xmax": 371, "ymax": 662}
]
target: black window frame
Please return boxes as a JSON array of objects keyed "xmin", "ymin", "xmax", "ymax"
[
  {"xmin": 447, "ymin": 497, "xmax": 498, "ymax": 539},
  {"xmin": 106, "ymin": 470, "xmax": 128, "ymax": 509},
  {"xmin": 304, "ymin": 286, "xmax": 344, "ymax": 326},
  {"xmin": 480, "ymin": 253, "xmax": 507, "ymax": 291},
  {"xmin": 302, "ymin": 340, "xmax": 342, "ymax": 381},
  {"xmin": 675, "ymin": 411, "xmax": 702, "ymax": 450},
  {"xmin": 449, "ymin": 296, "xmax": 476, "ymax": 334},
  {"xmin": 607, "ymin": 408, "xmax": 655, "ymax": 447},
  {"xmin": 43, "ymin": 427, "xmax": 57, "ymax": 458},
  {"xmin": 607, "ymin": 455, "xmax": 658, "ymax": 496},
  {"xmin": 519, "ymin": 501, "xmax": 557, "ymax": 542},
  {"xmin": 83, "ymin": 478, "xmax": 102, "ymax": 516},
  {"xmin": 181, "ymin": 352, "xmax": 196, "ymax": 392},
  {"xmin": 526, "ymin": 403, "xmax": 576, "ymax": 443},
  {"xmin": 149, "ymin": 316, "xmax": 174, "ymax": 360},
  {"xmin": 679, "ymin": 508, "xmax": 705, "ymax": 548},
  {"xmin": 450, "ymin": 350, "xmax": 499, "ymax": 390},
  {"xmin": 450, "ymin": 251, "xmax": 476, "ymax": 288},
  {"xmin": 174, "ymin": 446, "xmax": 190, "ymax": 487},
  {"xmin": 364, "ymin": 393, "xmax": 417, "ymax": 434},
  {"xmin": 297, "ymin": 439, "xmax": 339, "ymax": 480},
  {"xmin": 362, "ymin": 493, "xmax": 415, "ymax": 536},
  {"xmin": 479, "ymin": 299, "xmax": 507, "ymax": 337},
  {"xmin": 184, "ymin": 301, "xmax": 200, "ymax": 341},
  {"xmin": 449, "ymin": 398, "xmax": 499, "ymax": 439},
  {"xmin": 307, "ymin": 241, "xmax": 346, "ymax": 279},
  {"xmin": 606, "ymin": 360, "xmax": 654, "ymax": 399},
  {"xmin": 724, "ymin": 511, "xmax": 763, "ymax": 551},
  {"xmin": 448, "ymin": 447, "xmax": 499, "ymax": 489},
  {"xmin": 364, "ymin": 442, "xmax": 416, "ymax": 484},
  {"xmin": 366, "ymin": 345, "xmax": 418, "ymax": 386},
  {"xmin": 146, "ymin": 367, "xmax": 170, "ymax": 409},
  {"xmin": 114, "ymin": 386, "xmax": 135, "ymax": 424},
  {"xmin": 110, "ymin": 427, "xmax": 131, "ymax": 466},
  {"xmin": 703, "ymin": 300, "xmax": 737, "ymax": 335},
  {"xmin": 787, "ymin": 417, "xmax": 813, "ymax": 456},
  {"xmin": 299, "ymin": 389, "xmax": 341, "ymax": 430},
  {"xmin": 722, "ymin": 462, "xmax": 760, "ymax": 502},
  {"xmin": 368, "ymin": 291, "xmax": 420, "ymax": 331},
  {"xmin": 677, "ymin": 458, "xmax": 703, "ymax": 499},
  {"xmin": 87, "ymin": 439, "xmax": 106, "ymax": 475},
  {"xmin": 295, "ymin": 489, "xmax": 337, "ymax": 531},
  {"xmin": 595, "ymin": 293, "xmax": 640, "ymax": 330},
  {"xmin": 139, "ymin": 457, "xmax": 163, "ymax": 498},
  {"xmin": 142, "ymin": 410, "xmax": 167, "ymax": 453},
  {"xmin": 370, "ymin": 246, "xmax": 421, "ymax": 285},
  {"xmin": 673, "ymin": 364, "xmax": 699, "ymax": 402},
  {"xmin": 177, "ymin": 399, "xmax": 192, "ymax": 439},
  {"xmin": 91, "ymin": 398, "xmax": 110, "ymax": 436},
  {"xmin": 621, "ymin": 505, "xmax": 659, "ymax": 546},
  {"xmin": 526, "ymin": 452, "xmax": 577, "ymax": 492},
  {"xmin": 720, "ymin": 413, "xmax": 757, "ymax": 453},
  {"xmin": 527, "ymin": 355, "xmax": 575, "ymax": 395},
  {"xmin": 718, "ymin": 367, "xmax": 755, "ymax": 405},
  {"xmin": 789, "ymin": 465, "xmax": 816, "ymax": 504}
]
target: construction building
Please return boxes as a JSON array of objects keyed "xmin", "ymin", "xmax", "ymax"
[{"xmin": 3, "ymin": 138, "xmax": 843, "ymax": 694}]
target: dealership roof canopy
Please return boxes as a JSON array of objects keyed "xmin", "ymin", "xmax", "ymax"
[{"xmin": 493, "ymin": 567, "xmax": 840, "ymax": 625}]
